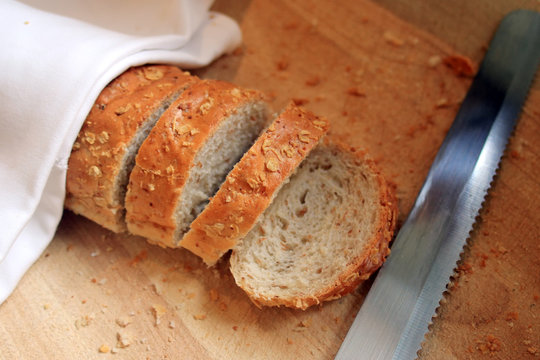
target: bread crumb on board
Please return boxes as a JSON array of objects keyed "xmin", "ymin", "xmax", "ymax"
[
  {"xmin": 435, "ymin": 98, "xmax": 450, "ymax": 108},
  {"xmin": 292, "ymin": 98, "xmax": 309, "ymax": 106},
  {"xmin": 276, "ymin": 58, "xmax": 289, "ymax": 71},
  {"xmin": 443, "ymin": 54, "xmax": 476, "ymax": 77},
  {"xmin": 293, "ymin": 318, "xmax": 312, "ymax": 332},
  {"xmin": 91, "ymin": 278, "xmax": 108, "ymax": 285},
  {"xmin": 475, "ymin": 334, "xmax": 502, "ymax": 355},
  {"xmin": 346, "ymin": 87, "xmax": 366, "ymax": 97},
  {"xmin": 427, "ymin": 55, "xmax": 442, "ymax": 67},
  {"xmin": 75, "ymin": 314, "xmax": 94, "ymax": 329},
  {"xmin": 193, "ymin": 313, "xmax": 207, "ymax": 320},
  {"xmin": 505, "ymin": 311, "xmax": 519, "ymax": 321},
  {"xmin": 209, "ymin": 288, "xmax": 219, "ymax": 302},
  {"xmin": 383, "ymin": 31, "xmax": 404, "ymax": 46},
  {"xmin": 98, "ymin": 344, "xmax": 110, "ymax": 353},
  {"xmin": 115, "ymin": 316, "xmax": 131, "ymax": 328},
  {"xmin": 152, "ymin": 304, "xmax": 167, "ymax": 325},
  {"xmin": 129, "ymin": 249, "xmax": 148, "ymax": 266},
  {"xmin": 116, "ymin": 330, "xmax": 133, "ymax": 348},
  {"xmin": 305, "ymin": 76, "xmax": 320, "ymax": 87}
]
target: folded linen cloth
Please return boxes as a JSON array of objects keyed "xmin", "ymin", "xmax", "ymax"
[{"xmin": 0, "ymin": 0, "xmax": 241, "ymax": 304}]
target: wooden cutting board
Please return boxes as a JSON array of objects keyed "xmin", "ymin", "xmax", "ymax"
[{"xmin": 1, "ymin": 0, "xmax": 538, "ymax": 359}]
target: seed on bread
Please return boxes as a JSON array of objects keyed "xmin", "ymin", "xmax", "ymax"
[
  {"xmin": 204, "ymin": 223, "xmax": 225, "ymax": 238},
  {"xmin": 261, "ymin": 138, "xmax": 272, "ymax": 154},
  {"xmin": 281, "ymin": 144, "xmax": 295, "ymax": 158},
  {"xmin": 142, "ymin": 67, "xmax": 164, "ymax": 80},
  {"xmin": 84, "ymin": 132, "xmax": 96, "ymax": 144},
  {"xmin": 247, "ymin": 178, "xmax": 260, "ymax": 190},
  {"xmin": 173, "ymin": 123, "xmax": 190, "ymax": 135},
  {"xmin": 88, "ymin": 166, "xmax": 102, "ymax": 177},
  {"xmin": 298, "ymin": 130, "xmax": 311, "ymax": 143},
  {"xmin": 114, "ymin": 105, "xmax": 130, "ymax": 116},
  {"xmin": 312, "ymin": 120, "xmax": 327, "ymax": 130},
  {"xmin": 157, "ymin": 83, "xmax": 173, "ymax": 89},
  {"xmin": 97, "ymin": 131, "xmax": 109, "ymax": 144},
  {"xmin": 199, "ymin": 97, "xmax": 215, "ymax": 115},
  {"xmin": 265, "ymin": 157, "xmax": 279, "ymax": 172}
]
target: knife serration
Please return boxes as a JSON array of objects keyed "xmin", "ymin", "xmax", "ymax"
[{"xmin": 336, "ymin": 10, "xmax": 540, "ymax": 360}]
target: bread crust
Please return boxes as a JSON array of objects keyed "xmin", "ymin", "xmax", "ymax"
[
  {"xmin": 181, "ymin": 102, "xmax": 330, "ymax": 265},
  {"xmin": 125, "ymin": 80, "xmax": 265, "ymax": 246},
  {"xmin": 232, "ymin": 141, "xmax": 398, "ymax": 310},
  {"xmin": 65, "ymin": 65, "xmax": 196, "ymax": 232}
]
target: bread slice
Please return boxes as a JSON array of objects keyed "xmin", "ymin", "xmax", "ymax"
[
  {"xmin": 65, "ymin": 65, "xmax": 197, "ymax": 232},
  {"xmin": 229, "ymin": 142, "xmax": 397, "ymax": 309},
  {"xmin": 181, "ymin": 103, "xmax": 330, "ymax": 265},
  {"xmin": 125, "ymin": 79, "xmax": 268, "ymax": 247}
]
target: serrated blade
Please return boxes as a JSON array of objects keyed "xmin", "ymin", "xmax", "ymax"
[{"xmin": 336, "ymin": 9, "xmax": 540, "ymax": 360}]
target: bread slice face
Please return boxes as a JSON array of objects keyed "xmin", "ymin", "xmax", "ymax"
[
  {"xmin": 181, "ymin": 103, "xmax": 330, "ymax": 265},
  {"xmin": 229, "ymin": 142, "xmax": 397, "ymax": 310},
  {"xmin": 65, "ymin": 65, "xmax": 197, "ymax": 233},
  {"xmin": 125, "ymin": 80, "xmax": 268, "ymax": 247}
]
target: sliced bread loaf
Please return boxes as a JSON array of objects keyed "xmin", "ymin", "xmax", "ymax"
[
  {"xmin": 180, "ymin": 103, "xmax": 330, "ymax": 265},
  {"xmin": 229, "ymin": 142, "xmax": 397, "ymax": 309},
  {"xmin": 65, "ymin": 65, "xmax": 197, "ymax": 232},
  {"xmin": 125, "ymin": 80, "xmax": 268, "ymax": 247}
]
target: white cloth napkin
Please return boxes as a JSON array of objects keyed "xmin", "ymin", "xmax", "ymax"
[{"xmin": 0, "ymin": 0, "xmax": 241, "ymax": 304}]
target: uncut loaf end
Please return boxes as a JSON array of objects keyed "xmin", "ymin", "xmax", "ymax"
[{"xmin": 65, "ymin": 65, "xmax": 198, "ymax": 233}]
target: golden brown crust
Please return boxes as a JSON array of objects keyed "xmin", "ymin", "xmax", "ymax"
[
  {"xmin": 238, "ymin": 142, "xmax": 398, "ymax": 310},
  {"xmin": 65, "ymin": 65, "xmax": 196, "ymax": 232},
  {"xmin": 125, "ymin": 80, "xmax": 265, "ymax": 246},
  {"xmin": 181, "ymin": 102, "xmax": 330, "ymax": 265}
]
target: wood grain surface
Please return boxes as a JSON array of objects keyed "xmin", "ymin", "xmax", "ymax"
[{"xmin": 0, "ymin": 0, "xmax": 538, "ymax": 359}]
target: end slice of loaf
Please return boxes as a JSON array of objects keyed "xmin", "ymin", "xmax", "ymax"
[
  {"xmin": 181, "ymin": 103, "xmax": 330, "ymax": 265},
  {"xmin": 125, "ymin": 80, "xmax": 269, "ymax": 247},
  {"xmin": 65, "ymin": 65, "xmax": 197, "ymax": 232},
  {"xmin": 229, "ymin": 142, "xmax": 397, "ymax": 310}
]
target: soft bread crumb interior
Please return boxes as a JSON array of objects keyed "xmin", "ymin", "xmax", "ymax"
[
  {"xmin": 114, "ymin": 93, "xmax": 180, "ymax": 214},
  {"xmin": 174, "ymin": 102, "xmax": 268, "ymax": 240},
  {"xmin": 230, "ymin": 145, "xmax": 379, "ymax": 299}
]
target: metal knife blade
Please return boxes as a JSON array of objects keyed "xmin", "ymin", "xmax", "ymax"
[{"xmin": 336, "ymin": 9, "xmax": 540, "ymax": 360}]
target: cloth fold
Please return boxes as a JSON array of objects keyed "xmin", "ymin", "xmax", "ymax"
[{"xmin": 0, "ymin": 0, "xmax": 241, "ymax": 304}]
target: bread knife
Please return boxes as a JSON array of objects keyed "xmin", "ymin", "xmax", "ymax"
[{"xmin": 335, "ymin": 9, "xmax": 540, "ymax": 360}]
